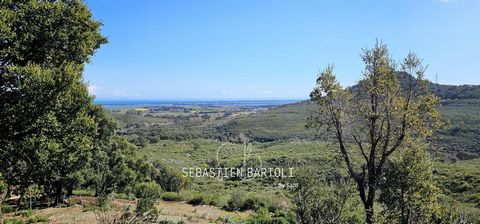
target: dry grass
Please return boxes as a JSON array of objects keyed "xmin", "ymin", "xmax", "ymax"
[
  {"xmin": 156, "ymin": 200, "xmax": 251, "ymax": 223},
  {"xmin": 12, "ymin": 196, "xmax": 251, "ymax": 224}
]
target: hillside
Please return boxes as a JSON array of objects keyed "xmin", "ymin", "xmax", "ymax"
[
  {"xmin": 216, "ymin": 74, "xmax": 480, "ymax": 160},
  {"xmin": 212, "ymin": 101, "xmax": 318, "ymax": 142},
  {"xmin": 397, "ymin": 71, "xmax": 480, "ymax": 99}
]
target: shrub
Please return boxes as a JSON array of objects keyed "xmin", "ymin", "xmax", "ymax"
[
  {"xmin": 243, "ymin": 197, "xmax": 260, "ymax": 211},
  {"xmin": 268, "ymin": 199, "xmax": 289, "ymax": 213},
  {"xmin": 290, "ymin": 167, "xmax": 356, "ymax": 224},
  {"xmin": 187, "ymin": 193, "xmax": 210, "ymax": 205},
  {"xmin": 153, "ymin": 162, "xmax": 190, "ymax": 192},
  {"xmin": 208, "ymin": 194, "xmax": 227, "ymax": 207},
  {"xmin": 134, "ymin": 182, "xmax": 162, "ymax": 219},
  {"xmin": 4, "ymin": 218, "xmax": 24, "ymax": 224},
  {"xmin": 0, "ymin": 181, "xmax": 6, "ymax": 193},
  {"xmin": 161, "ymin": 192, "xmax": 182, "ymax": 201},
  {"xmin": 225, "ymin": 191, "xmax": 246, "ymax": 211},
  {"xmin": 67, "ymin": 198, "xmax": 80, "ymax": 207},
  {"xmin": 178, "ymin": 190, "xmax": 194, "ymax": 201},
  {"xmin": 1, "ymin": 204, "xmax": 15, "ymax": 213},
  {"xmin": 112, "ymin": 192, "xmax": 134, "ymax": 200},
  {"xmin": 27, "ymin": 215, "xmax": 50, "ymax": 223},
  {"xmin": 15, "ymin": 209, "xmax": 33, "ymax": 217},
  {"xmin": 225, "ymin": 192, "xmax": 268, "ymax": 211},
  {"xmin": 246, "ymin": 207, "xmax": 296, "ymax": 224},
  {"xmin": 72, "ymin": 189, "xmax": 95, "ymax": 196}
]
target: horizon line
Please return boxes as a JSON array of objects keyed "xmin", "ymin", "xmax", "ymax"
[{"xmin": 93, "ymin": 97, "xmax": 307, "ymax": 101}]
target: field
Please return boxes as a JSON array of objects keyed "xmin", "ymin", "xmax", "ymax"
[
  {"xmin": 2, "ymin": 196, "xmax": 251, "ymax": 223},
  {"xmin": 103, "ymin": 99, "xmax": 480, "ymax": 222},
  {"xmin": 2, "ymin": 99, "xmax": 479, "ymax": 223}
]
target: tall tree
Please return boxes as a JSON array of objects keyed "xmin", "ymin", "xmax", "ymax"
[
  {"xmin": 0, "ymin": 0, "xmax": 107, "ymax": 202},
  {"xmin": 309, "ymin": 41, "xmax": 442, "ymax": 223}
]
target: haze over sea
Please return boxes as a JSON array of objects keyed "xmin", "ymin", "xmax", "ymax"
[{"xmin": 94, "ymin": 99, "xmax": 300, "ymax": 109}]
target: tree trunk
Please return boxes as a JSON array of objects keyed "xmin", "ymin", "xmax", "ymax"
[
  {"xmin": 364, "ymin": 201, "xmax": 374, "ymax": 224},
  {"xmin": 6, "ymin": 185, "xmax": 11, "ymax": 198},
  {"xmin": 16, "ymin": 190, "xmax": 25, "ymax": 210},
  {"xmin": 66, "ymin": 185, "xmax": 73, "ymax": 197},
  {"xmin": 363, "ymin": 184, "xmax": 376, "ymax": 224},
  {"xmin": 55, "ymin": 183, "xmax": 62, "ymax": 205}
]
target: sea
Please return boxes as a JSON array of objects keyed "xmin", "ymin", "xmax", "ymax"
[{"xmin": 94, "ymin": 99, "xmax": 301, "ymax": 109}]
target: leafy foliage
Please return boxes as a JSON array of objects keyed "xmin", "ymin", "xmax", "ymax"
[
  {"xmin": 379, "ymin": 141, "xmax": 440, "ymax": 223},
  {"xmin": 0, "ymin": 0, "xmax": 145, "ymax": 207},
  {"xmin": 290, "ymin": 166, "xmax": 359, "ymax": 224},
  {"xmin": 309, "ymin": 41, "xmax": 442, "ymax": 223},
  {"xmin": 133, "ymin": 182, "xmax": 161, "ymax": 222},
  {"xmin": 152, "ymin": 161, "xmax": 190, "ymax": 193}
]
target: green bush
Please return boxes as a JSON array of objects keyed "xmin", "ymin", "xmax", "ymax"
[
  {"xmin": 134, "ymin": 182, "xmax": 162, "ymax": 218},
  {"xmin": 187, "ymin": 193, "xmax": 211, "ymax": 205},
  {"xmin": 245, "ymin": 207, "xmax": 296, "ymax": 224},
  {"xmin": 15, "ymin": 209, "xmax": 33, "ymax": 217},
  {"xmin": 161, "ymin": 192, "xmax": 182, "ymax": 201},
  {"xmin": 216, "ymin": 216, "xmax": 238, "ymax": 224},
  {"xmin": 0, "ymin": 181, "xmax": 6, "ymax": 193},
  {"xmin": 72, "ymin": 189, "xmax": 95, "ymax": 196},
  {"xmin": 243, "ymin": 197, "xmax": 260, "ymax": 211},
  {"xmin": 1, "ymin": 204, "xmax": 15, "ymax": 213},
  {"xmin": 224, "ymin": 192, "xmax": 269, "ymax": 211},
  {"xmin": 113, "ymin": 192, "xmax": 134, "ymax": 200},
  {"xmin": 67, "ymin": 198, "xmax": 79, "ymax": 207},
  {"xmin": 208, "ymin": 194, "xmax": 227, "ymax": 207},
  {"xmin": 26, "ymin": 215, "xmax": 50, "ymax": 223},
  {"xmin": 153, "ymin": 162, "xmax": 190, "ymax": 193},
  {"xmin": 4, "ymin": 218, "xmax": 24, "ymax": 224},
  {"xmin": 225, "ymin": 191, "xmax": 246, "ymax": 211},
  {"xmin": 178, "ymin": 190, "xmax": 194, "ymax": 201}
]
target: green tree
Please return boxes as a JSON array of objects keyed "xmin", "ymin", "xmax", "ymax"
[
  {"xmin": 0, "ymin": 174, "xmax": 7, "ymax": 219},
  {"xmin": 0, "ymin": 0, "xmax": 107, "ymax": 203},
  {"xmin": 0, "ymin": 63, "xmax": 99, "ymax": 203},
  {"xmin": 309, "ymin": 41, "xmax": 442, "ymax": 223},
  {"xmin": 378, "ymin": 141, "xmax": 439, "ymax": 224},
  {"xmin": 152, "ymin": 161, "xmax": 190, "ymax": 193},
  {"xmin": 0, "ymin": 0, "xmax": 106, "ymax": 67},
  {"xmin": 86, "ymin": 137, "xmax": 139, "ymax": 197}
]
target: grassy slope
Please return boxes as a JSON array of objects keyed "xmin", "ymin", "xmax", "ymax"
[
  {"xmin": 219, "ymin": 100, "xmax": 480, "ymax": 160},
  {"xmin": 213, "ymin": 101, "xmax": 320, "ymax": 142},
  {"xmin": 111, "ymin": 99, "xmax": 480, "ymax": 218},
  {"xmin": 139, "ymin": 139, "xmax": 345, "ymax": 209},
  {"xmin": 432, "ymin": 100, "xmax": 480, "ymax": 160}
]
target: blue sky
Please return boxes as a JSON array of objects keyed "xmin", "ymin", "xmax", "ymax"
[{"xmin": 84, "ymin": 0, "xmax": 480, "ymax": 99}]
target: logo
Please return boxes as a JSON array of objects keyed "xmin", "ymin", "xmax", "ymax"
[{"xmin": 182, "ymin": 142, "xmax": 294, "ymax": 180}]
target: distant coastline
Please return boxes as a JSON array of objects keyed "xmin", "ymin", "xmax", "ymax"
[{"xmin": 94, "ymin": 99, "xmax": 302, "ymax": 109}]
